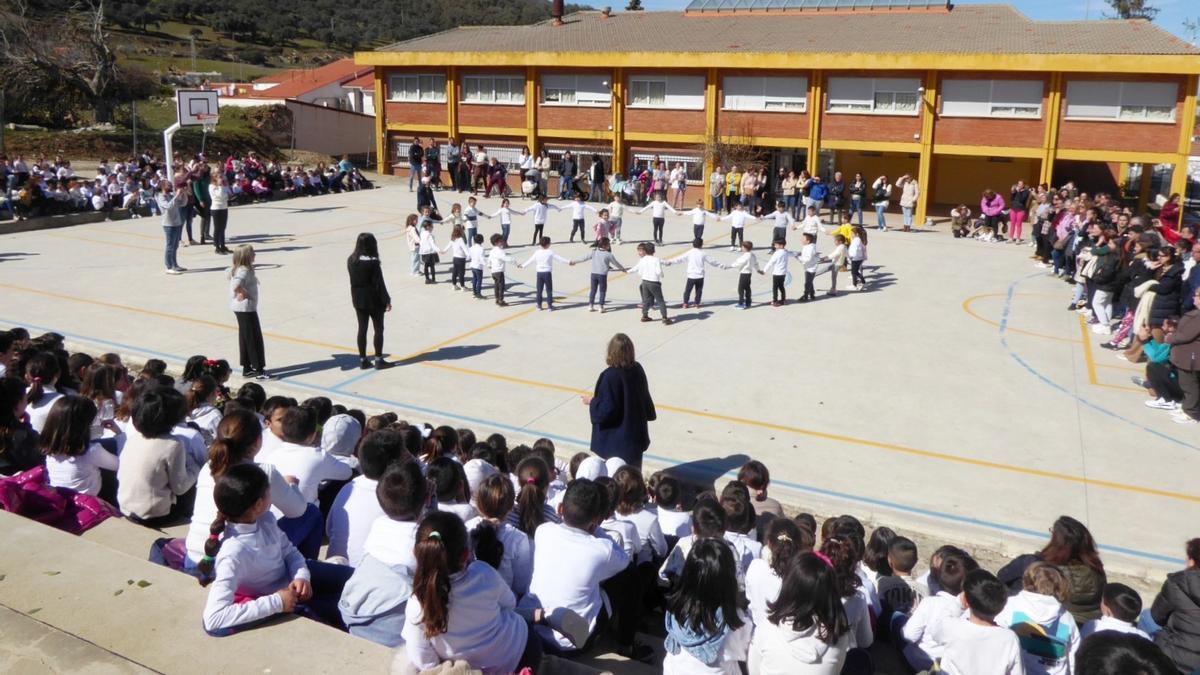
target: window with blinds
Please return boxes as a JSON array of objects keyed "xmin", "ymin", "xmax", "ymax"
[
  {"xmin": 462, "ymin": 75, "xmax": 526, "ymax": 105},
  {"xmin": 388, "ymin": 74, "xmax": 447, "ymax": 102},
  {"xmin": 1065, "ymin": 81, "xmax": 1177, "ymax": 122},
  {"xmin": 827, "ymin": 77, "xmax": 921, "ymax": 115},
  {"xmin": 941, "ymin": 79, "xmax": 1042, "ymax": 118},
  {"xmin": 723, "ymin": 76, "xmax": 807, "ymax": 112}
]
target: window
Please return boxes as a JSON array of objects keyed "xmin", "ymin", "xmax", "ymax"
[
  {"xmin": 388, "ymin": 74, "xmax": 446, "ymax": 102},
  {"xmin": 541, "ymin": 74, "xmax": 611, "ymax": 106},
  {"xmin": 632, "ymin": 152, "xmax": 703, "ymax": 183},
  {"xmin": 827, "ymin": 77, "xmax": 921, "ymax": 115},
  {"xmin": 723, "ymin": 76, "xmax": 807, "ymax": 112},
  {"xmin": 941, "ymin": 79, "xmax": 1042, "ymax": 118},
  {"xmin": 628, "ymin": 75, "xmax": 704, "ymax": 109},
  {"xmin": 462, "ymin": 75, "xmax": 526, "ymax": 105},
  {"xmin": 1065, "ymin": 80, "xmax": 1177, "ymax": 121}
]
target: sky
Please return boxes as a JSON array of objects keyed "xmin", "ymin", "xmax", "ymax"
[{"xmin": 636, "ymin": 0, "xmax": 1198, "ymax": 42}]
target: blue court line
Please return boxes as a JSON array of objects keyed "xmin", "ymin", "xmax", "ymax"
[
  {"xmin": 330, "ymin": 368, "xmax": 381, "ymax": 391},
  {"xmin": 0, "ymin": 316, "xmax": 1185, "ymax": 566},
  {"xmin": 995, "ymin": 275, "xmax": 1198, "ymax": 451}
]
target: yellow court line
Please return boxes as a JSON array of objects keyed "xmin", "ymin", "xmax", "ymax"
[
  {"xmin": 1096, "ymin": 362, "xmax": 1145, "ymax": 373},
  {"xmin": 961, "ymin": 293, "xmax": 1081, "ymax": 344},
  {"xmin": 1078, "ymin": 314, "xmax": 1101, "ymax": 385}
]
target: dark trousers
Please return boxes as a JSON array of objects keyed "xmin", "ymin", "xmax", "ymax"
[
  {"xmin": 640, "ymin": 281, "xmax": 668, "ymax": 319},
  {"xmin": 652, "ymin": 217, "xmax": 665, "ymax": 243},
  {"xmin": 773, "ymin": 226, "xmax": 786, "ymax": 244},
  {"xmin": 683, "ymin": 278, "xmax": 705, "ymax": 305},
  {"xmin": 731, "ymin": 227, "xmax": 744, "ymax": 248},
  {"xmin": 772, "ymin": 274, "xmax": 786, "ymax": 302},
  {"xmin": 536, "ymin": 271, "xmax": 554, "ymax": 308},
  {"xmin": 471, "ymin": 268, "xmax": 484, "ymax": 296},
  {"xmin": 212, "ymin": 209, "xmax": 228, "ymax": 251},
  {"xmin": 197, "ymin": 203, "xmax": 211, "ymax": 242},
  {"xmin": 851, "ymin": 259, "xmax": 865, "ymax": 286},
  {"xmin": 354, "ymin": 307, "xmax": 385, "ymax": 358},
  {"xmin": 1147, "ymin": 362, "xmax": 1183, "ymax": 402},
  {"xmin": 422, "ymin": 253, "xmax": 437, "ymax": 282},
  {"xmin": 276, "ymin": 503, "xmax": 324, "ymax": 559},
  {"xmin": 532, "ymin": 223, "xmax": 544, "ymax": 244},
  {"xmin": 589, "ymin": 273, "xmax": 608, "ymax": 307},
  {"xmin": 602, "ymin": 563, "xmax": 641, "ymax": 647},
  {"xmin": 234, "ymin": 311, "xmax": 266, "ymax": 373},
  {"xmin": 693, "ymin": 224, "xmax": 704, "ymax": 240},
  {"xmin": 492, "ymin": 272, "xmax": 507, "ymax": 304},
  {"xmin": 803, "ymin": 270, "xmax": 816, "ymax": 299},
  {"xmin": 451, "ymin": 257, "xmax": 466, "ymax": 287},
  {"xmin": 570, "ymin": 219, "xmax": 586, "ymax": 242},
  {"xmin": 1177, "ymin": 367, "xmax": 1200, "ymax": 420},
  {"xmin": 738, "ymin": 273, "xmax": 752, "ymax": 306}
]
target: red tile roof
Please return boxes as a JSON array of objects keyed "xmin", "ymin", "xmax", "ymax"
[
  {"xmin": 343, "ymin": 72, "xmax": 375, "ymax": 90},
  {"xmin": 249, "ymin": 58, "xmax": 373, "ymax": 99}
]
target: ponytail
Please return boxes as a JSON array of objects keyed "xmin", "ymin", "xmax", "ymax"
[
  {"xmin": 185, "ymin": 374, "xmax": 218, "ymax": 413},
  {"xmin": 207, "ymin": 409, "xmax": 261, "ymax": 478},
  {"xmin": 197, "ymin": 514, "xmax": 227, "ymax": 585},
  {"xmin": 25, "ymin": 352, "xmax": 60, "ymax": 404},
  {"xmin": 181, "ymin": 355, "xmax": 207, "ymax": 383},
  {"xmin": 413, "ymin": 511, "xmax": 468, "ymax": 638},
  {"xmin": 767, "ymin": 519, "xmax": 804, "ymax": 579},
  {"xmin": 514, "ymin": 457, "xmax": 549, "ymax": 537}
]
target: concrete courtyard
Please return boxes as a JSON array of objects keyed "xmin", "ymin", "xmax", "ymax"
[{"xmin": 0, "ymin": 182, "xmax": 1194, "ymax": 579}]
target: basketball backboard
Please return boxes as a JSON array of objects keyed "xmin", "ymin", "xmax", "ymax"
[{"xmin": 176, "ymin": 89, "xmax": 220, "ymax": 128}]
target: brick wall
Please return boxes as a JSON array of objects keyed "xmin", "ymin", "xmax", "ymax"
[
  {"xmin": 384, "ymin": 102, "xmax": 447, "ymax": 127},
  {"xmin": 538, "ymin": 105, "xmax": 612, "ymax": 131},
  {"xmin": 719, "ymin": 110, "xmax": 807, "ymax": 140},
  {"xmin": 626, "ymin": 107, "xmax": 706, "ymax": 135},
  {"xmin": 934, "ymin": 116, "xmax": 1045, "ymax": 148},
  {"xmin": 822, "ymin": 112, "xmax": 922, "ymax": 143},
  {"xmin": 459, "ymin": 103, "xmax": 526, "ymax": 129}
]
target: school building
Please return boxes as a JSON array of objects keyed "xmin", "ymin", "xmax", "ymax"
[{"xmin": 355, "ymin": 1, "xmax": 1200, "ymax": 222}]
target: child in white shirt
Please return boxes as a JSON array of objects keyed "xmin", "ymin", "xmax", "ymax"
[
  {"xmin": 903, "ymin": 551, "xmax": 974, "ymax": 670},
  {"xmin": 848, "ymin": 225, "xmax": 868, "ymax": 291},
  {"xmin": 264, "ymin": 406, "xmax": 353, "ymax": 504},
  {"xmin": 519, "ymin": 236, "xmax": 574, "ymax": 310},
  {"xmin": 183, "ymin": 375, "xmax": 222, "ymax": 445},
  {"xmin": 612, "ymin": 467, "xmax": 669, "ymax": 565},
  {"xmin": 607, "ymin": 198, "xmax": 625, "ymax": 244},
  {"xmin": 937, "ymin": 569, "xmax": 1026, "ymax": 675},
  {"xmin": 660, "ymin": 496, "xmax": 728, "ymax": 587},
  {"xmin": 721, "ymin": 202, "xmax": 759, "ymax": 251},
  {"xmin": 487, "ymin": 234, "xmax": 516, "ymax": 306},
  {"xmin": 41, "ymin": 395, "xmax": 119, "ymax": 497},
  {"xmin": 763, "ymin": 238, "xmax": 800, "ymax": 306},
  {"xmin": 795, "ymin": 205, "xmax": 828, "ymax": 243},
  {"xmin": 404, "ymin": 213, "xmax": 421, "ymax": 276},
  {"xmin": 487, "ymin": 198, "xmax": 519, "ymax": 245},
  {"xmin": 441, "ymin": 223, "xmax": 470, "ymax": 291},
  {"xmin": 730, "ymin": 241, "xmax": 765, "ymax": 309},
  {"xmin": 665, "ymin": 237, "xmax": 727, "ymax": 309},
  {"xmin": 1079, "ymin": 583, "xmax": 1150, "ymax": 641},
  {"xmin": 651, "ymin": 474, "xmax": 692, "ymax": 540},
  {"xmin": 465, "ymin": 473, "xmax": 534, "ymax": 597},
  {"xmin": 467, "ymin": 234, "xmax": 487, "ymax": 299},
  {"xmin": 338, "ymin": 460, "xmax": 427, "ymax": 646},
  {"xmin": 680, "ymin": 200, "xmax": 720, "ymax": 241},
  {"xmin": 662, "ymin": 538, "xmax": 753, "ymax": 675},
  {"xmin": 560, "ymin": 194, "xmax": 598, "ymax": 243},
  {"xmin": 638, "ymin": 195, "xmax": 678, "ymax": 244},
  {"xmin": 994, "ymin": 562, "xmax": 1080, "ymax": 675},
  {"xmin": 598, "ymin": 476, "xmax": 638, "ymax": 561},
  {"xmin": 762, "ymin": 200, "xmax": 795, "ymax": 244},
  {"xmin": 798, "ymin": 232, "xmax": 826, "ymax": 302},
  {"xmin": 464, "ymin": 196, "xmax": 483, "ymax": 244},
  {"xmin": 418, "ymin": 216, "xmax": 440, "ymax": 284},
  {"xmin": 632, "ymin": 242, "xmax": 672, "ymax": 324},
  {"xmin": 429, "ymin": 456, "xmax": 478, "ymax": 522},
  {"xmin": 749, "ymin": 552, "xmax": 852, "ymax": 675},
  {"xmin": 524, "ymin": 195, "xmax": 563, "ymax": 245},
  {"xmin": 325, "ymin": 428, "xmax": 405, "ymax": 567},
  {"xmin": 744, "ymin": 519, "xmax": 803, "ymax": 631}
]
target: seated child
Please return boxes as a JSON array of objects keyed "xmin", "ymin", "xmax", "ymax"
[
  {"xmin": 338, "ymin": 460, "xmax": 427, "ymax": 646},
  {"xmin": 902, "ymin": 549, "xmax": 976, "ymax": 670},
  {"xmin": 508, "ymin": 456, "xmax": 559, "ymax": 536},
  {"xmin": 995, "ymin": 562, "xmax": 1081, "ymax": 675},
  {"xmin": 597, "ymin": 476, "xmax": 638, "ymax": 561},
  {"xmin": 660, "ymin": 495, "xmax": 728, "ymax": 587},
  {"xmin": 400, "ymin": 511, "xmax": 541, "ymax": 675},
  {"xmin": 652, "ymin": 473, "xmax": 692, "ymax": 543},
  {"xmin": 613, "ymin": 466, "xmax": 668, "ymax": 566},
  {"xmin": 41, "ymin": 395, "xmax": 119, "ymax": 497},
  {"xmin": 518, "ymin": 478, "xmax": 629, "ymax": 652},
  {"xmin": 878, "ymin": 536, "xmax": 924, "ymax": 619},
  {"xmin": 720, "ymin": 482, "xmax": 763, "ymax": 584},
  {"xmin": 662, "ymin": 538, "xmax": 752, "ymax": 675},
  {"xmin": 737, "ymin": 460, "xmax": 784, "ymax": 521},
  {"xmin": 429, "ymin": 456, "xmax": 478, "ymax": 522},
  {"xmin": 1080, "ymin": 582, "xmax": 1150, "ymax": 640},
  {"xmin": 465, "ymin": 473, "xmax": 534, "ymax": 597},
  {"xmin": 745, "ymin": 518, "xmax": 804, "ymax": 630},
  {"xmin": 937, "ymin": 569, "xmax": 1024, "ymax": 675},
  {"xmin": 750, "ymin": 552, "xmax": 852, "ymax": 674},
  {"xmin": 325, "ymin": 429, "xmax": 406, "ymax": 566},
  {"xmin": 201, "ymin": 464, "xmax": 346, "ymax": 635},
  {"xmin": 261, "ymin": 405, "xmax": 353, "ymax": 504}
]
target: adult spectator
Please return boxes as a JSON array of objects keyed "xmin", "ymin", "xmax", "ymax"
[
  {"xmin": 472, "ymin": 145, "xmax": 489, "ymax": 195},
  {"xmin": 558, "ymin": 151, "xmax": 577, "ymax": 199},
  {"xmin": 1165, "ymin": 288, "xmax": 1200, "ymax": 425},
  {"xmin": 446, "ymin": 139, "xmax": 462, "ymax": 192},
  {"xmin": 407, "ymin": 137, "xmax": 423, "ymax": 192},
  {"xmin": 1148, "ymin": 538, "xmax": 1200, "ymax": 672},
  {"xmin": 425, "ymin": 139, "xmax": 442, "ymax": 189},
  {"xmin": 997, "ymin": 515, "xmax": 1106, "ymax": 622},
  {"xmin": 897, "ymin": 175, "xmax": 919, "ymax": 231},
  {"xmin": 828, "ymin": 171, "xmax": 846, "ymax": 223},
  {"xmin": 590, "ymin": 154, "xmax": 606, "ymax": 203},
  {"xmin": 534, "ymin": 149, "xmax": 551, "ymax": 197},
  {"xmin": 583, "ymin": 333, "xmax": 656, "ymax": 468},
  {"xmin": 209, "ymin": 174, "xmax": 231, "ymax": 255},
  {"xmin": 347, "ymin": 233, "xmax": 392, "ymax": 371},
  {"xmin": 1160, "ymin": 193, "xmax": 1182, "ymax": 232},
  {"xmin": 191, "ymin": 164, "xmax": 213, "ymax": 245},
  {"xmin": 710, "ymin": 166, "xmax": 725, "ymax": 214},
  {"xmin": 1010, "ymin": 179, "xmax": 1033, "ymax": 244},
  {"xmin": 1150, "ymin": 247, "xmax": 1186, "ymax": 329}
]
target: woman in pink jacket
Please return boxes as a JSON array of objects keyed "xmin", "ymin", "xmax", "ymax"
[{"xmin": 980, "ymin": 190, "xmax": 1006, "ymax": 239}]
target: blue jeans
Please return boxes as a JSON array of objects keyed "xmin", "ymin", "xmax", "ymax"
[
  {"xmin": 163, "ymin": 226, "xmax": 181, "ymax": 269},
  {"xmin": 850, "ymin": 197, "xmax": 863, "ymax": 225},
  {"xmin": 410, "ymin": 249, "xmax": 420, "ymax": 275},
  {"xmin": 276, "ymin": 503, "xmax": 324, "ymax": 560},
  {"xmin": 409, "ymin": 163, "xmax": 420, "ymax": 190},
  {"xmin": 711, "ymin": 194, "xmax": 723, "ymax": 213},
  {"xmin": 589, "ymin": 273, "xmax": 609, "ymax": 307},
  {"xmin": 472, "ymin": 268, "xmax": 483, "ymax": 295},
  {"xmin": 875, "ymin": 204, "xmax": 887, "ymax": 230},
  {"xmin": 902, "ymin": 206, "xmax": 914, "ymax": 227},
  {"xmin": 536, "ymin": 271, "xmax": 553, "ymax": 308},
  {"xmin": 785, "ymin": 194, "xmax": 799, "ymax": 218},
  {"xmin": 501, "ymin": 223, "xmax": 510, "ymax": 243},
  {"xmin": 1051, "ymin": 248, "xmax": 1065, "ymax": 275}
]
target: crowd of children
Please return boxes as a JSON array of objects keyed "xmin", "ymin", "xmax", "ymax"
[{"xmin": 0, "ymin": 325, "xmax": 1197, "ymax": 674}]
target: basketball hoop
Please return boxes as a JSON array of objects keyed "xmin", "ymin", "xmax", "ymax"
[{"xmin": 197, "ymin": 113, "xmax": 219, "ymax": 135}]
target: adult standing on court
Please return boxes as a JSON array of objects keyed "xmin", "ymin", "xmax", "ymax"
[
  {"xmin": 209, "ymin": 174, "xmax": 231, "ymax": 255},
  {"xmin": 347, "ymin": 233, "xmax": 393, "ymax": 371},
  {"xmin": 407, "ymin": 137, "xmax": 423, "ymax": 192},
  {"xmin": 191, "ymin": 164, "xmax": 213, "ymax": 244},
  {"xmin": 157, "ymin": 182, "xmax": 188, "ymax": 275},
  {"xmin": 583, "ymin": 333, "xmax": 656, "ymax": 468},
  {"xmin": 229, "ymin": 245, "xmax": 270, "ymax": 380}
]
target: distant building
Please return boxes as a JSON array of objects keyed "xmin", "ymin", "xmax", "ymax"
[
  {"xmin": 214, "ymin": 58, "xmax": 374, "ymax": 113},
  {"xmin": 356, "ymin": 2, "xmax": 1200, "ymax": 218}
]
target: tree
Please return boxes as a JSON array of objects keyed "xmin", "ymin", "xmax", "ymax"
[
  {"xmin": 0, "ymin": 0, "xmax": 123, "ymax": 123},
  {"xmin": 625, "ymin": 0, "xmax": 643, "ymax": 10},
  {"xmin": 1105, "ymin": 0, "xmax": 1158, "ymax": 20}
]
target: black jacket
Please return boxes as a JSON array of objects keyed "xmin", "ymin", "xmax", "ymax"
[
  {"xmin": 407, "ymin": 143, "xmax": 423, "ymax": 165},
  {"xmin": 347, "ymin": 257, "xmax": 391, "ymax": 312},
  {"xmin": 1089, "ymin": 249, "xmax": 1122, "ymax": 294},
  {"xmin": 1153, "ymin": 568, "xmax": 1200, "ymax": 672},
  {"xmin": 1119, "ymin": 256, "xmax": 1154, "ymax": 309},
  {"xmin": 0, "ymin": 424, "xmax": 40, "ymax": 476},
  {"xmin": 1151, "ymin": 262, "xmax": 1186, "ymax": 326},
  {"xmin": 558, "ymin": 158, "xmax": 576, "ymax": 178}
]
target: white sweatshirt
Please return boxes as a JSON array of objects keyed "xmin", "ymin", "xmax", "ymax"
[
  {"xmin": 722, "ymin": 211, "xmax": 758, "ymax": 229},
  {"xmin": 848, "ymin": 236, "xmax": 867, "ymax": 261},
  {"xmin": 800, "ymin": 243, "xmax": 822, "ymax": 272},
  {"xmin": 764, "ymin": 210, "xmax": 795, "ymax": 230},
  {"xmin": 763, "ymin": 248, "xmax": 797, "ymax": 275},
  {"xmin": 937, "ymin": 617, "xmax": 1026, "ymax": 675},
  {"xmin": 731, "ymin": 251, "xmax": 761, "ymax": 274},
  {"xmin": 631, "ymin": 255, "xmax": 666, "ymax": 282},
  {"xmin": 442, "ymin": 237, "xmax": 468, "ymax": 259},
  {"xmin": 418, "ymin": 229, "xmax": 438, "ymax": 255},
  {"xmin": 488, "ymin": 207, "xmax": 517, "ymax": 226},
  {"xmin": 525, "ymin": 202, "xmax": 561, "ymax": 224},
  {"xmin": 521, "ymin": 248, "xmax": 570, "ymax": 273},
  {"xmin": 565, "ymin": 200, "xmax": 597, "ymax": 220},
  {"xmin": 684, "ymin": 207, "xmax": 718, "ymax": 226},
  {"xmin": 488, "ymin": 247, "xmax": 515, "ymax": 273},
  {"xmin": 639, "ymin": 201, "xmax": 678, "ymax": 218},
  {"xmin": 468, "ymin": 243, "xmax": 486, "ymax": 270},
  {"xmin": 994, "ymin": 590, "xmax": 1079, "ymax": 675},
  {"xmin": 668, "ymin": 248, "xmax": 725, "ymax": 279},
  {"xmin": 799, "ymin": 215, "xmax": 827, "ymax": 236}
]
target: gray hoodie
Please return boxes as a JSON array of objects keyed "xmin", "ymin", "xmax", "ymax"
[{"xmin": 338, "ymin": 553, "xmax": 414, "ymax": 647}]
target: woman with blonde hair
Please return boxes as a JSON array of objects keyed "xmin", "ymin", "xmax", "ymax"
[
  {"xmin": 582, "ymin": 333, "xmax": 657, "ymax": 468},
  {"xmin": 229, "ymin": 245, "xmax": 270, "ymax": 379}
]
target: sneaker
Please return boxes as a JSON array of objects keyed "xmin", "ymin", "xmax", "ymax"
[
  {"xmin": 599, "ymin": 306, "xmax": 606, "ymax": 313},
  {"xmin": 1093, "ymin": 325, "xmax": 1111, "ymax": 335},
  {"xmin": 681, "ymin": 303, "xmax": 690, "ymax": 309},
  {"xmin": 1145, "ymin": 398, "xmax": 1175, "ymax": 410},
  {"xmin": 729, "ymin": 246, "xmax": 738, "ymax": 252},
  {"xmin": 547, "ymin": 607, "xmax": 591, "ymax": 649},
  {"xmin": 173, "ymin": 266, "xmax": 187, "ymax": 273},
  {"xmin": 255, "ymin": 371, "xmax": 274, "ymax": 381},
  {"xmin": 360, "ymin": 358, "xmax": 371, "ymax": 370},
  {"xmin": 662, "ymin": 318, "xmax": 673, "ymax": 325},
  {"xmin": 165, "ymin": 268, "xmax": 181, "ymax": 275},
  {"xmin": 1114, "ymin": 353, "xmax": 1129, "ymax": 362},
  {"xmin": 1130, "ymin": 376, "xmax": 1148, "ymax": 388},
  {"xmin": 1173, "ymin": 415, "xmax": 1197, "ymax": 425},
  {"xmin": 375, "ymin": 358, "xmax": 393, "ymax": 370},
  {"xmin": 589, "ymin": 306, "xmax": 596, "ymax": 312},
  {"xmin": 640, "ymin": 316, "xmax": 652, "ymax": 322}
]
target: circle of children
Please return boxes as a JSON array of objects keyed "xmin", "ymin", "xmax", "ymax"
[
  {"xmin": 948, "ymin": 180, "xmax": 1200, "ymax": 425},
  {"xmin": 2, "ymin": 327, "xmax": 1198, "ymax": 675},
  {"xmin": 0, "ymin": 151, "xmax": 372, "ymax": 222}
]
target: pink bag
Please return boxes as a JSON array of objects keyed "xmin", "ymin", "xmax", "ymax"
[{"xmin": 0, "ymin": 466, "xmax": 117, "ymax": 535}]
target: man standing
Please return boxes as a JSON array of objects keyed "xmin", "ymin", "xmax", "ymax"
[
  {"xmin": 425, "ymin": 139, "xmax": 442, "ymax": 189},
  {"xmin": 446, "ymin": 138, "xmax": 462, "ymax": 192},
  {"xmin": 558, "ymin": 151, "xmax": 577, "ymax": 200},
  {"xmin": 407, "ymin": 137, "xmax": 423, "ymax": 192}
]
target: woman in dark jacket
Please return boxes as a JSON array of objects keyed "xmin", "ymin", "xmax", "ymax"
[
  {"xmin": 347, "ymin": 233, "xmax": 392, "ymax": 371},
  {"xmin": 1165, "ymin": 289, "xmax": 1200, "ymax": 424},
  {"xmin": 997, "ymin": 515, "xmax": 1106, "ymax": 623},
  {"xmin": 0, "ymin": 376, "xmax": 40, "ymax": 475},
  {"xmin": 583, "ymin": 333, "xmax": 656, "ymax": 468},
  {"xmin": 1151, "ymin": 247, "xmax": 1185, "ymax": 328},
  {"xmin": 1151, "ymin": 538, "xmax": 1200, "ymax": 672},
  {"xmin": 1104, "ymin": 235, "xmax": 1156, "ymax": 350}
]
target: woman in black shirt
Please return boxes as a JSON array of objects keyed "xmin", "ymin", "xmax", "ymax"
[{"xmin": 347, "ymin": 233, "xmax": 392, "ymax": 370}]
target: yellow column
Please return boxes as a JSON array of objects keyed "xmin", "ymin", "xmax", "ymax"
[
  {"xmin": 806, "ymin": 70, "xmax": 823, "ymax": 176},
  {"xmin": 446, "ymin": 66, "xmax": 459, "ymax": 141},
  {"xmin": 1116, "ymin": 161, "xmax": 1130, "ymax": 198},
  {"xmin": 525, "ymin": 66, "xmax": 537, "ymax": 153},
  {"xmin": 1137, "ymin": 164, "xmax": 1153, "ymax": 213},
  {"xmin": 1040, "ymin": 72, "xmax": 1063, "ymax": 187},
  {"xmin": 704, "ymin": 68, "xmax": 719, "ymax": 210},
  {"xmin": 914, "ymin": 69, "xmax": 938, "ymax": 226},
  {"xmin": 1169, "ymin": 74, "xmax": 1198, "ymax": 201},
  {"xmin": 612, "ymin": 68, "xmax": 625, "ymax": 177},
  {"xmin": 373, "ymin": 68, "xmax": 387, "ymax": 174}
]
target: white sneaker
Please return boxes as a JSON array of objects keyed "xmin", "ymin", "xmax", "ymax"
[
  {"xmin": 729, "ymin": 246, "xmax": 737, "ymax": 252},
  {"xmin": 1145, "ymin": 398, "xmax": 1175, "ymax": 410},
  {"xmin": 1091, "ymin": 324, "xmax": 1111, "ymax": 334},
  {"xmin": 1173, "ymin": 414, "xmax": 1197, "ymax": 425},
  {"xmin": 1171, "ymin": 409, "xmax": 1190, "ymax": 420},
  {"xmin": 165, "ymin": 268, "xmax": 181, "ymax": 275}
]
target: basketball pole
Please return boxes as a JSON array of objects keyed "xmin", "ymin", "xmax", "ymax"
[{"xmin": 163, "ymin": 122, "xmax": 180, "ymax": 183}]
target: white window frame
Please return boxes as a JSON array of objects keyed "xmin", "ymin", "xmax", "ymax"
[
  {"xmin": 722, "ymin": 76, "xmax": 807, "ymax": 113},
  {"xmin": 1064, "ymin": 80, "xmax": 1177, "ymax": 123},
  {"xmin": 940, "ymin": 79, "xmax": 1042, "ymax": 119},
  {"xmin": 461, "ymin": 75, "xmax": 526, "ymax": 106},
  {"xmin": 387, "ymin": 73, "xmax": 446, "ymax": 103},
  {"xmin": 826, "ymin": 77, "xmax": 921, "ymax": 116},
  {"xmin": 627, "ymin": 75, "xmax": 704, "ymax": 110},
  {"xmin": 540, "ymin": 74, "xmax": 611, "ymax": 108}
]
